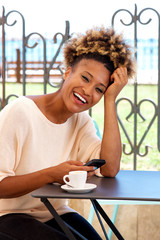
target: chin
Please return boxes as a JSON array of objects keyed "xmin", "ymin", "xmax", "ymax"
[{"xmin": 71, "ymin": 108, "xmax": 87, "ymax": 114}]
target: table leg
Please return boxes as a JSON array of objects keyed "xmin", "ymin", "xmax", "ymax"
[
  {"xmin": 91, "ymin": 200, "xmax": 109, "ymax": 240},
  {"xmin": 41, "ymin": 198, "xmax": 87, "ymax": 240},
  {"xmin": 91, "ymin": 199, "xmax": 125, "ymax": 240}
]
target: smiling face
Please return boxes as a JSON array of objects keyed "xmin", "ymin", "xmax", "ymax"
[{"xmin": 60, "ymin": 59, "xmax": 111, "ymax": 114}]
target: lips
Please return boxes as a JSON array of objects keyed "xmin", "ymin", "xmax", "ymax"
[{"xmin": 73, "ymin": 92, "xmax": 87, "ymax": 104}]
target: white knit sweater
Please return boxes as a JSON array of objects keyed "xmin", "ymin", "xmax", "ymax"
[{"xmin": 0, "ymin": 97, "xmax": 101, "ymax": 222}]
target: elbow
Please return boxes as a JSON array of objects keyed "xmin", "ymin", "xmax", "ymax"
[
  {"xmin": 109, "ymin": 166, "xmax": 120, "ymax": 177},
  {"xmin": 100, "ymin": 164, "xmax": 120, "ymax": 178}
]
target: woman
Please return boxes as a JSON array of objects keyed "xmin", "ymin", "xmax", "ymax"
[{"xmin": 0, "ymin": 27, "xmax": 135, "ymax": 239}]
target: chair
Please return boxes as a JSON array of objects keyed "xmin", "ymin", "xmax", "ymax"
[{"xmin": 91, "ymin": 120, "xmax": 160, "ymax": 240}]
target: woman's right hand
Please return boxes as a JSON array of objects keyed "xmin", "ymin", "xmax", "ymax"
[
  {"xmin": 0, "ymin": 161, "xmax": 95, "ymax": 199},
  {"xmin": 48, "ymin": 160, "xmax": 95, "ymax": 184}
]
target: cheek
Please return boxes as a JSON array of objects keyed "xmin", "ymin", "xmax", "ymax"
[
  {"xmin": 92, "ymin": 94, "xmax": 103, "ymax": 105},
  {"xmin": 61, "ymin": 78, "xmax": 73, "ymax": 92}
]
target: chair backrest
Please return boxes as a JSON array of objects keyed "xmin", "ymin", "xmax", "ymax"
[{"xmin": 93, "ymin": 119, "xmax": 102, "ymax": 139}]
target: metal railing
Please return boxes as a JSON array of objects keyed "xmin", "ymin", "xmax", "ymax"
[
  {"xmin": 0, "ymin": 6, "xmax": 70, "ymax": 107},
  {"xmin": 0, "ymin": 4, "xmax": 160, "ymax": 170},
  {"xmin": 112, "ymin": 4, "xmax": 160, "ymax": 169}
]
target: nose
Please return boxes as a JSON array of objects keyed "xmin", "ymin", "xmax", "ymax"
[{"xmin": 82, "ymin": 85, "xmax": 93, "ymax": 96}]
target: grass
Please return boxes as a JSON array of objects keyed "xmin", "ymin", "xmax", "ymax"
[{"xmin": 0, "ymin": 82, "xmax": 160, "ymax": 171}]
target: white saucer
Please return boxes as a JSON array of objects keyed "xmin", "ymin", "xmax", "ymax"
[{"xmin": 61, "ymin": 183, "xmax": 97, "ymax": 193}]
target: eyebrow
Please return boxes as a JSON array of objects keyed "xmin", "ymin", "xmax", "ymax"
[{"xmin": 84, "ymin": 71, "xmax": 108, "ymax": 89}]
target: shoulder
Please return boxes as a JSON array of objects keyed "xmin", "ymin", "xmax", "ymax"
[
  {"xmin": 1, "ymin": 96, "xmax": 32, "ymax": 111},
  {"xmin": 0, "ymin": 97, "xmax": 35, "ymax": 123}
]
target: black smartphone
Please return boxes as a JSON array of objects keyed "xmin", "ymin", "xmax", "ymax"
[{"xmin": 84, "ymin": 159, "xmax": 106, "ymax": 169}]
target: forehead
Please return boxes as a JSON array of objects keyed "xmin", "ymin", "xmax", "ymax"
[{"xmin": 73, "ymin": 59, "xmax": 111, "ymax": 84}]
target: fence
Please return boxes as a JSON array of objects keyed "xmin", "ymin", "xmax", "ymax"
[
  {"xmin": 6, "ymin": 49, "xmax": 63, "ymax": 83},
  {"xmin": 0, "ymin": 4, "xmax": 160, "ymax": 170},
  {"xmin": 1, "ymin": 38, "xmax": 158, "ymax": 85},
  {"xmin": 0, "ymin": 38, "xmax": 158, "ymax": 70}
]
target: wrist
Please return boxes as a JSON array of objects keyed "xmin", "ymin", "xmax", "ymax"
[
  {"xmin": 40, "ymin": 167, "xmax": 55, "ymax": 184},
  {"xmin": 104, "ymin": 95, "xmax": 116, "ymax": 107},
  {"xmin": 104, "ymin": 92, "xmax": 116, "ymax": 101}
]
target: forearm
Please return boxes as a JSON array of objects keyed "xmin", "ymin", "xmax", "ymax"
[
  {"xmin": 0, "ymin": 160, "xmax": 95, "ymax": 199},
  {"xmin": 0, "ymin": 168, "xmax": 51, "ymax": 199},
  {"xmin": 100, "ymin": 97, "xmax": 122, "ymax": 177}
]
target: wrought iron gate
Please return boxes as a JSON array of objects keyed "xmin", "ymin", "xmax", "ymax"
[{"xmin": 0, "ymin": 4, "xmax": 160, "ymax": 170}]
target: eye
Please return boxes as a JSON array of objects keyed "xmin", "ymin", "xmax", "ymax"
[
  {"xmin": 96, "ymin": 87, "xmax": 104, "ymax": 94},
  {"xmin": 82, "ymin": 75, "xmax": 89, "ymax": 82}
]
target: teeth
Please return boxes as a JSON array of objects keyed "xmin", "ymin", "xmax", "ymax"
[{"xmin": 74, "ymin": 92, "xmax": 86, "ymax": 103}]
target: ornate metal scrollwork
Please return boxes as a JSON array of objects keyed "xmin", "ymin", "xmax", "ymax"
[
  {"xmin": 1, "ymin": 6, "xmax": 70, "ymax": 100},
  {"xmin": 116, "ymin": 98, "xmax": 134, "ymax": 155},
  {"xmin": 0, "ymin": 5, "xmax": 160, "ymax": 170},
  {"xmin": 1, "ymin": 7, "xmax": 26, "ymax": 99},
  {"xmin": 25, "ymin": 32, "xmax": 47, "ymax": 92},
  {"xmin": 113, "ymin": 4, "xmax": 160, "ymax": 169},
  {"xmin": 47, "ymin": 20, "xmax": 70, "ymax": 88}
]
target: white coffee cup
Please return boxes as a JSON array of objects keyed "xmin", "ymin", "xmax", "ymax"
[{"xmin": 63, "ymin": 171, "xmax": 87, "ymax": 188}]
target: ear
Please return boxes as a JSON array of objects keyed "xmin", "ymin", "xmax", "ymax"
[{"xmin": 63, "ymin": 67, "xmax": 72, "ymax": 80}]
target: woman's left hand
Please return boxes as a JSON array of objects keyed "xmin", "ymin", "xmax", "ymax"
[
  {"xmin": 100, "ymin": 67, "xmax": 128, "ymax": 177},
  {"xmin": 105, "ymin": 67, "xmax": 128, "ymax": 100}
]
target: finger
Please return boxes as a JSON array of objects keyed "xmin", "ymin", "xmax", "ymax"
[
  {"xmin": 68, "ymin": 163, "xmax": 95, "ymax": 172},
  {"xmin": 116, "ymin": 70, "xmax": 124, "ymax": 79},
  {"xmin": 114, "ymin": 68, "xmax": 128, "ymax": 85},
  {"xmin": 83, "ymin": 166, "xmax": 96, "ymax": 172},
  {"xmin": 68, "ymin": 160, "xmax": 84, "ymax": 166},
  {"xmin": 87, "ymin": 170, "xmax": 96, "ymax": 179},
  {"xmin": 110, "ymin": 71, "xmax": 120, "ymax": 82},
  {"xmin": 116, "ymin": 67, "xmax": 127, "ymax": 79}
]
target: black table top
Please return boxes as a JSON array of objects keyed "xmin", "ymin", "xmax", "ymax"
[{"xmin": 31, "ymin": 170, "xmax": 160, "ymax": 202}]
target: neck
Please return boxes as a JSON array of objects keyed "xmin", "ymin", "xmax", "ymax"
[{"xmin": 29, "ymin": 92, "xmax": 73, "ymax": 124}]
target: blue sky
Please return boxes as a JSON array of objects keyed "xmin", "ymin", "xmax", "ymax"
[{"xmin": 0, "ymin": 0, "xmax": 159, "ymax": 39}]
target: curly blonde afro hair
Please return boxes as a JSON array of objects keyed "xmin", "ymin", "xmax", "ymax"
[{"xmin": 63, "ymin": 27, "xmax": 135, "ymax": 78}]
